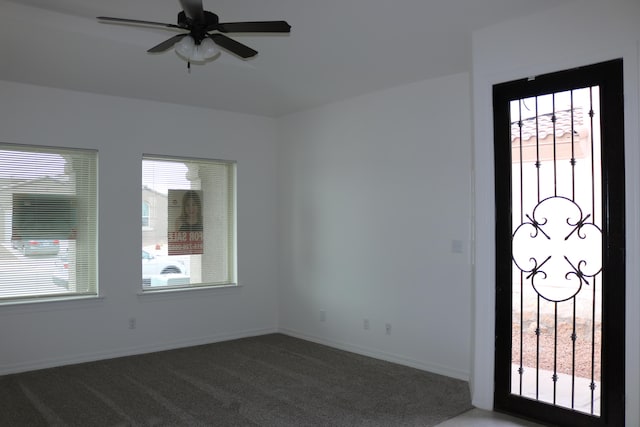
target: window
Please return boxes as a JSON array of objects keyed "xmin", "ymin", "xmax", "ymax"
[
  {"xmin": 141, "ymin": 155, "xmax": 236, "ymax": 290},
  {"xmin": 0, "ymin": 144, "xmax": 98, "ymax": 302},
  {"xmin": 142, "ymin": 201, "xmax": 150, "ymax": 227}
]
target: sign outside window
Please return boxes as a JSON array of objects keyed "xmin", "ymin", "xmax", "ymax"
[{"xmin": 167, "ymin": 189, "xmax": 203, "ymax": 255}]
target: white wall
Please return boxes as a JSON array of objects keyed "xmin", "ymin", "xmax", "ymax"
[
  {"xmin": 278, "ymin": 73, "xmax": 473, "ymax": 380},
  {"xmin": 0, "ymin": 69, "xmax": 475, "ymax": 385},
  {"xmin": 471, "ymin": 0, "xmax": 640, "ymax": 423},
  {"xmin": 0, "ymin": 81, "xmax": 280, "ymax": 374}
]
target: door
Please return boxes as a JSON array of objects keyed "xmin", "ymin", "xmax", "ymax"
[{"xmin": 493, "ymin": 60, "xmax": 625, "ymax": 426}]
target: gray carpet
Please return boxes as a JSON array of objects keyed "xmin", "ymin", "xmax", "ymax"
[{"xmin": 0, "ymin": 334, "xmax": 472, "ymax": 426}]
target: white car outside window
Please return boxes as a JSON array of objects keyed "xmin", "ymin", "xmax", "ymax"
[{"xmin": 142, "ymin": 250, "xmax": 188, "ymax": 285}]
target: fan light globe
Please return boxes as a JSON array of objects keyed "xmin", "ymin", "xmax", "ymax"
[
  {"xmin": 175, "ymin": 36, "xmax": 195, "ymax": 59},
  {"xmin": 200, "ymin": 38, "xmax": 219, "ymax": 59},
  {"xmin": 191, "ymin": 46, "xmax": 204, "ymax": 61}
]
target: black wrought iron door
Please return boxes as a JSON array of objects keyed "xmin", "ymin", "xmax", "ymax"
[{"xmin": 493, "ymin": 60, "xmax": 625, "ymax": 426}]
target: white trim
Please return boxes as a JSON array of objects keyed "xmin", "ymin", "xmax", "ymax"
[
  {"xmin": 0, "ymin": 326, "xmax": 276, "ymax": 376},
  {"xmin": 0, "ymin": 295, "xmax": 105, "ymax": 312},
  {"xmin": 0, "ymin": 326, "xmax": 470, "ymax": 380},
  {"xmin": 279, "ymin": 327, "xmax": 470, "ymax": 381},
  {"xmin": 623, "ymin": 39, "xmax": 640, "ymax": 426},
  {"xmin": 138, "ymin": 282, "xmax": 242, "ymax": 297}
]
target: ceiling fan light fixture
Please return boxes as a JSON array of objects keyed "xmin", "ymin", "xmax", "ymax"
[{"xmin": 175, "ymin": 35, "xmax": 219, "ymax": 62}]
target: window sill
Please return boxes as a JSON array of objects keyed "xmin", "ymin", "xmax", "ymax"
[
  {"xmin": 0, "ymin": 294, "xmax": 105, "ymax": 313},
  {"xmin": 137, "ymin": 283, "xmax": 242, "ymax": 298}
]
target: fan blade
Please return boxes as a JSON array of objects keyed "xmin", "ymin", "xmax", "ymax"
[
  {"xmin": 209, "ymin": 33, "xmax": 257, "ymax": 59},
  {"xmin": 147, "ymin": 34, "xmax": 189, "ymax": 53},
  {"xmin": 218, "ymin": 21, "xmax": 291, "ymax": 33},
  {"xmin": 97, "ymin": 16, "xmax": 182, "ymax": 29},
  {"xmin": 179, "ymin": 0, "xmax": 204, "ymax": 21}
]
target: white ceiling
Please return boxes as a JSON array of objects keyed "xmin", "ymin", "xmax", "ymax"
[{"xmin": 1, "ymin": 0, "xmax": 570, "ymax": 117}]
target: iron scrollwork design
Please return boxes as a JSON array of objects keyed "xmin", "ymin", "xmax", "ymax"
[{"xmin": 512, "ymin": 196, "xmax": 602, "ymax": 302}]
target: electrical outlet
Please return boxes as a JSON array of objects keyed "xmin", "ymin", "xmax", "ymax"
[
  {"xmin": 128, "ymin": 317, "xmax": 136, "ymax": 330},
  {"xmin": 363, "ymin": 319, "xmax": 370, "ymax": 330},
  {"xmin": 385, "ymin": 323, "xmax": 392, "ymax": 335},
  {"xmin": 320, "ymin": 310, "xmax": 326, "ymax": 322}
]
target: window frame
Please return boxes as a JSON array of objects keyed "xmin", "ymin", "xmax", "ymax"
[
  {"xmin": 141, "ymin": 154, "xmax": 237, "ymax": 293},
  {"xmin": 0, "ymin": 142, "xmax": 98, "ymax": 304}
]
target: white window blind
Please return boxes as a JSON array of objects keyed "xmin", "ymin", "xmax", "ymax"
[
  {"xmin": 0, "ymin": 144, "xmax": 98, "ymax": 302},
  {"xmin": 142, "ymin": 155, "xmax": 236, "ymax": 290}
]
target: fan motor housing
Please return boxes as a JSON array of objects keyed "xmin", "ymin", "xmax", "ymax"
[
  {"xmin": 177, "ymin": 10, "xmax": 219, "ymax": 44},
  {"xmin": 178, "ymin": 11, "xmax": 218, "ymax": 28}
]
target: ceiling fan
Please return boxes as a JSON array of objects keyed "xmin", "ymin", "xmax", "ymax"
[{"xmin": 98, "ymin": 0, "xmax": 291, "ymax": 66}]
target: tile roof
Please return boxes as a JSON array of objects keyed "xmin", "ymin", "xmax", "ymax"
[{"xmin": 511, "ymin": 108, "xmax": 584, "ymax": 142}]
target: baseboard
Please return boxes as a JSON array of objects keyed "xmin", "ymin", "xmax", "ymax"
[
  {"xmin": 0, "ymin": 326, "xmax": 278, "ymax": 376},
  {"xmin": 1, "ymin": 327, "xmax": 470, "ymax": 381},
  {"xmin": 278, "ymin": 327, "xmax": 470, "ymax": 381}
]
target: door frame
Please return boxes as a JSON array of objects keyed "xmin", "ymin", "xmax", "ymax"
[{"xmin": 492, "ymin": 59, "xmax": 625, "ymax": 426}]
